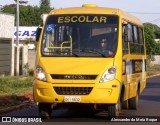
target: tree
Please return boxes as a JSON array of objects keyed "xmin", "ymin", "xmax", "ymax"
[
  {"xmin": 40, "ymin": 0, "xmax": 50, "ymax": 8},
  {"xmin": 2, "ymin": 1, "xmax": 53, "ymax": 26},
  {"xmin": 144, "ymin": 23, "xmax": 156, "ymax": 55},
  {"xmin": 39, "ymin": 0, "xmax": 52, "ymax": 13},
  {"xmin": 144, "ymin": 23, "xmax": 160, "ymax": 55},
  {"xmin": 2, "ymin": 4, "xmax": 16, "ymax": 14},
  {"xmin": 143, "ymin": 23, "xmax": 160, "ymax": 67},
  {"xmin": 144, "ymin": 23, "xmax": 160, "ymax": 39},
  {"xmin": 19, "ymin": 5, "xmax": 42, "ymax": 26},
  {"xmin": 155, "ymin": 42, "xmax": 160, "ymax": 55}
]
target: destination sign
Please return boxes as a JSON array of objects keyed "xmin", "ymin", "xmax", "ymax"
[
  {"xmin": 58, "ymin": 16, "xmax": 107, "ymax": 23},
  {"xmin": 46, "ymin": 15, "xmax": 118, "ymax": 24}
]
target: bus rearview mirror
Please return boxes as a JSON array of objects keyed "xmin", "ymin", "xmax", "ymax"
[{"xmin": 36, "ymin": 27, "xmax": 42, "ymax": 42}]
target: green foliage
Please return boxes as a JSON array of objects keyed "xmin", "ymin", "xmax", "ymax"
[
  {"xmin": 19, "ymin": 5, "xmax": 41, "ymax": 26},
  {"xmin": 28, "ymin": 69, "xmax": 34, "ymax": 76},
  {"xmin": 144, "ymin": 23, "xmax": 156, "ymax": 55},
  {"xmin": 39, "ymin": 0, "xmax": 52, "ymax": 25},
  {"xmin": 23, "ymin": 63, "xmax": 34, "ymax": 76},
  {"xmin": 144, "ymin": 23, "xmax": 160, "ymax": 55},
  {"xmin": 2, "ymin": 4, "xmax": 16, "ymax": 14},
  {"xmin": 144, "ymin": 23, "xmax": 160, "ymax": 38},
  {"xmin": 40, "ymin": 0, "xmax": 50, "ymax": 7},
  {"xmin": 40, "ymin": 0, "xmax": 51, "ymax": 12},
  {"xmin": 23, "ymin": 63, "xmax": 29, "ymax": 71}
]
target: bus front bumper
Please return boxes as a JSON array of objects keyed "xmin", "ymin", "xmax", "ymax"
[{"xmin": 33, "ymin": 79, "xmax": 121, "ymax": 104}]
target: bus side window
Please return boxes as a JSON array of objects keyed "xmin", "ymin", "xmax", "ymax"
[
  {"xmin": 138, "ymin": 28, "xmax": 145, "ymax": 54},
  {"xmin": 122, "ymin": 25, "xmax": 129, "ymax": 55},
  {"xmin": 133, "ymin": 26, "xmax": 138, "ymax": 43},
  {"xmin": 127, "ymin": 24, "xmax": 133, "ymax": 43}
]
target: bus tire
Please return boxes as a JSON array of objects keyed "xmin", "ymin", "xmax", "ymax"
[
  {"xmin": 122, "ymin": 100, "xmax": 128, "ymax": 109},
  {"xmin": 38, "ymin": 103, "xmax": 52, "ymax": 119},
  {"xmin": 108, "ymin": 100, "xmax": 121, "ymax": 118},
  {"xmin": 128, "ymin": 94, "xmax": 139, "ymax": 110}
]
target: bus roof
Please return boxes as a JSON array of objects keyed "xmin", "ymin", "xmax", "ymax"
[
  {"xmin": 49, "ymin": 4, "xmax": 143, "ymax": 26},
  {"xmin": 121, "ymin": 11, "xmax": 143, "ymax": 26}
]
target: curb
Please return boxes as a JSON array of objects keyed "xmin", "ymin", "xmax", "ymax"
[
  {"xmin": 0, "ymin": 101, "xmax": 36, "ymax": 115},
  {"xmin": 146, "ymin": 74, "xmax": 160, "ymax": 79}
]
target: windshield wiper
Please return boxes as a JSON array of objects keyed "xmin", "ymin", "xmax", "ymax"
[
  {"xmin": 59, "ymin": 51, "xmax": 79, "ymax": 57},
  {"xmin": 43, "ymin": 51, "xmax": 79, "ymax": 57},
  {"xmin": 81, "ymin": 49, "xmax": 107, "ymax": 57},
  {"xmin": 71, "ymin": 52, "xmax": 79, "ymax": 57}
]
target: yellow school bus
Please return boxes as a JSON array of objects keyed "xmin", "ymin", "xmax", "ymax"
[{"xmin": 33, "ymin": 4, "xmax": 146, "ymax": 118}]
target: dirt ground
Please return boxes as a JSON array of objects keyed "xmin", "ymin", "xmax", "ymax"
[
  {"xmin": 147, "ymin": 70, "xmax": 160, "ymax": 76},
  {"xmin": 0, "ymin": 91, "xmax": 34, "ymax": 115}
]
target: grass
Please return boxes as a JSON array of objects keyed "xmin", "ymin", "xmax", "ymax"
[
  {"xmin": 0, "ymin": 76, "xmax": 33, "ymax": 96},
  {"xmin": 146, "ymin": 72, "xmax": 155, "ymax": 77},
  {"xmin": 146, "ymin": 64, "xmax": 160, "ymax": 77},
  {"xmin": 147, "ymin": 65, "xmax": 160, "ymax": 71}
]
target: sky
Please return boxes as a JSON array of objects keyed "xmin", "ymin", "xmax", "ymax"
[{"xmin": 1, "ymin": 0, "xmax": 160, "ymax": 26}]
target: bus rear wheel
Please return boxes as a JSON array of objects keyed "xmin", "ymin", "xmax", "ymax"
[
  {"xmin": 38, "ymin": 103, "xmax": 52, "ymax": 119},
  {"xmin": 108, "ymin": 100, "xmax": 121, "ymax": 118},
  {"xmin": 122, "ymin": 100, "xmax": 129, "ymax": 109},
  {"xmin": 128, "ymin": 94, "xmax": 139, "ymax": 110}
]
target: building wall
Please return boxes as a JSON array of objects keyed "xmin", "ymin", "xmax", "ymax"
[
  {"xmin": 0, "ymin": 13, "xmax": 14, "ymax": 38},
  {"xmin": 0, "ymin": 39, "xmax": 12, "ymax": 75},
  {"xmin": 28, "ymin": 49, "xmax": 36, "ymax": 69},
  {"xmin": 151, "ymin": 55, "xmax": 160, "ymax": 65},
  {"xmin": 0, "ymin": 13, "xmax": 14, "ymax": 75}
]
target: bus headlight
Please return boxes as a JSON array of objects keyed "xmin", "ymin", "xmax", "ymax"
[
  {"xmin": 36, "ymin": 65, "xmax": 47, "ymax": 82},
  {"xmin": 100, "ymin": 66, "xmax": 117, "ymax": 83}
]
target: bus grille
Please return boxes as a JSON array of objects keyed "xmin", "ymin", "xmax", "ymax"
[
  {"xmin": 54, "ymin": 87, "xmax": 93, "ymax": 95},
  {"xmin": 51, "ymin": 74, "xmax": 97, "ymax": 80}
]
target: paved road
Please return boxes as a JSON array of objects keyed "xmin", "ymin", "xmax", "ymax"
[{"xmin": 1, "ymin": 76, "xmax": 160, "ymax": 124}]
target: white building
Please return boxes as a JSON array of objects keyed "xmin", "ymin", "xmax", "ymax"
[{"xmin": 0, "ymin": 13, "xmax": 14, "ymax": 76}]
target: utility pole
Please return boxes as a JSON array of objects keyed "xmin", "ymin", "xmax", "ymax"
[
  {"xmin": 15, "ymin": 0, "xmax": 28, "ymax": 76},
  {"xmin": 16, "ymin": 0, "xmax": 20, "ymax": 76}
]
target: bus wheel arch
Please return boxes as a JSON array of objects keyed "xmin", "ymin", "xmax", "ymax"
[
  {"xmin": 120, "ymin": 82, "xmax": 129, "ymax": 109},
  {"xmin": 108, "ymin": 83, "xmax": 124, "ymax": 118}
]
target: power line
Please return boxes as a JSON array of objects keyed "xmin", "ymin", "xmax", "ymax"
[
  {"xmin": 128, "ymin": 12, "xmax": 160, "ymax": 24},
  {"xmin": 128, "ymin": 12, "xmax": 160, "ymax": 14},
  {"xmin": 148, "ymin": 17, "xmax": 160, "ymax": 23}
]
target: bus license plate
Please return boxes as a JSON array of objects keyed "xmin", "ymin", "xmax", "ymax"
[{"xmin": 64, "ymin": 96, "xmax": 81, "ymax": 102}]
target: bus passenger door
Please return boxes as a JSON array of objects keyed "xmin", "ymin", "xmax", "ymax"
[
  {"xmin": 123, "ymin": 23, "xmax": 137, "ymax": 99},
  {"xmin": 122, "ymin": 24, "xmax": 130, "ymax": 100}
]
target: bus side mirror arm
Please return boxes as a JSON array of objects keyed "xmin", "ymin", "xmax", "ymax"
[
  {"xmin": 122, "ymin": 20, "xmax": 128, "ymax": 25},
  {"xmin": 36, "ymin": 27, "xmax": 42, "ymax": 42}
]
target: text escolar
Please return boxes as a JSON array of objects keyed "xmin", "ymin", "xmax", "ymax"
[{"xmin": 58, "ymin": 16, "xmax": 107, "ymax": 23}]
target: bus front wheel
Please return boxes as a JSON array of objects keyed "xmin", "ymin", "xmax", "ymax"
[
  {"xmin": 108, "ymin": 100, "xmax": 121, "ymax": 118},
  {"xmin": 38, "ymin": 103, "xmax": 52, "ymax": 119}
]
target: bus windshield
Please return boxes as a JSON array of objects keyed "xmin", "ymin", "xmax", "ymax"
[{"xmin": 41, "ymin": 14, "xmax": 118, "ymax": 57}]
